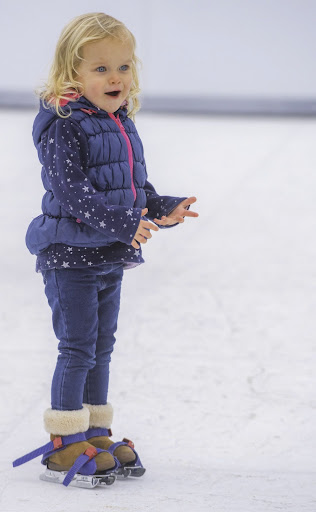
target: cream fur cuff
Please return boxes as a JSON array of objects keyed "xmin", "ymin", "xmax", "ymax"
[
  {"xmin": 83, "ymin": 403, "xmax": 113, "ymax": 429},
  {"xmin": 43, "ymin": 406, "xmax": 90, "ymax": 435}
]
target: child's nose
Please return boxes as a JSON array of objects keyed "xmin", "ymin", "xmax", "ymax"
[{"xmin": 109, "ymin": 72, "xmax": 121, "ymax": 84}]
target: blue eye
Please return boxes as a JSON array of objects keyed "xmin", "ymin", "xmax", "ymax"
[
  {"xmin": 120, "ymin": 65, "xmax": 129, "ymax": 71},
  {"xmin": 96, "ymin": 66, "xmax": 106, "ymax": 72}
]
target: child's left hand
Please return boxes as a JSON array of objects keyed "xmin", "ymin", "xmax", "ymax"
[{"xmin": 154, "ymin": 197, "xmax": 199, "ymax": 226}]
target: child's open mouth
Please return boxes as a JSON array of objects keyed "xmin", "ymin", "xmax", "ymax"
[{"xmin": 105, "ymin": 91, "xmax": 120, "ymax": 97}]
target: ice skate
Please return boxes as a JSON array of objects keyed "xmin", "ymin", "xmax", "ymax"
[
  {"xmin": 84, "ymin": 403, "xmax": 146, "ymax": 479},
  {"xmin": 41, "ymin": 433, "xmax": 119, "ymax": 487},
  {"xmin": 86, "ymin": 428, "xmax": 145, "ymax": 478},
  {"xmin": 12, "ymin": 407, "xmax": 119, "ymax": 488}
]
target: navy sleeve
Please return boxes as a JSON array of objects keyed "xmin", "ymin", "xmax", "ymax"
[
  {"xmin": 41, "ymin": 118, "xmax": 142, "ymax": 245},
  {"xmin": 144, "ymin": 180, "xmax": 188, "ymax": 229}
]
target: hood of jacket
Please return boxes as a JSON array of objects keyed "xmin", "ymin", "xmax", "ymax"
[{"xmin": 32, "ymin": 94, "xmax": 128, "ymax": 147}]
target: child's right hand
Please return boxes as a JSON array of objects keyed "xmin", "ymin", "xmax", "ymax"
[{"xmin": 131, "ymin": 208, "xmax": 159, "ymax": 249}]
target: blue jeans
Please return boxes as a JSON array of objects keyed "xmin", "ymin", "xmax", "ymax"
[{"xmin": 42, "ymin": 263, "xmax": 124, "ymax": 410}]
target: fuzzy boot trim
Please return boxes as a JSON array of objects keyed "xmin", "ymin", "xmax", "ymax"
[
  {"xmin": 83, "ymin": 403, "xmax": 113, "ymax": 429},
  {"xmin": 43, "ymin": 406, "xmax": 90, "ymax": 435}
]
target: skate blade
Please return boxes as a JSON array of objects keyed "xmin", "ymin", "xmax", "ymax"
[
  {"xmin": 40, "ymin": 468, "xmax": 116, "ymax": 488},
  {"xmin": 116, "ymin": 465, "xmax": 146, "ymax": 478}
]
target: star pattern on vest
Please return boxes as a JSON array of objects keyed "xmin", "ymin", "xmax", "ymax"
[{"xmin": 35, "ymin": 113, "xmax": 185, "ymax": 272}]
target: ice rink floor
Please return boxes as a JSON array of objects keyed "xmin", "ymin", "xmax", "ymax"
[{"xmin": 0, "ymin": 110, "xmax": 315, "ymax": 511}]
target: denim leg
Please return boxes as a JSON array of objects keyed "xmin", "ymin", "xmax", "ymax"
[
  {"xmin": 43, "ymin": 268, "xmax": 101, "ymax": 411},
  {"xmin": 83, "ymin": 266, "xmax": 124, "ymax": 405}
]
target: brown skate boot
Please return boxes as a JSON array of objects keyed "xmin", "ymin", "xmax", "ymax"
[
  {"xmin": 87, "ymin": 432, "xmax": 136, "ymax": 465},
  {"xmin": 47, "ymin": 434, "xmax": 116, "ymax": 472},
  {"xmin": 44, "ymin": 407, "xmax": 117, "ymax": 476},
  {"xmin": 83, "ymin": 403, "xmax": 136, "ymax": 465},
  {"xmin": 12, "ymin": 406, "xmax": 118, "ymax": 487}
]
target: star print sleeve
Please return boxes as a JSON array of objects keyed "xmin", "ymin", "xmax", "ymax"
[
  {"xmin": 144, "ymin": 179, "xmax": 188, "ymax": 229},
  {"xmin": 41, "ymin": 118, "xmax": 142, "ymax": 245}
]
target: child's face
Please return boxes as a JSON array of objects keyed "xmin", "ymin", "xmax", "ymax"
[{"xmin": 76, "ymin": 37, "xmax": 134, "ymax": 113}]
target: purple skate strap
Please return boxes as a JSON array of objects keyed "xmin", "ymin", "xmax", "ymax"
[
  {"xmin": 63, "ymin": 447, "xmax": 121, "ymax": 487},
  {"xmin": 106, "ymin": 441, "xmax": 143, "ymax": 468},
  {"xmin": 12, "ymin": 433, "xmax": 86, "ymax": 468},
  {"xmin": 106, "ymin": 441, "xmax": 126, "ymax": 454},
  {"xmin": 62, "ymin": 446, "xmax": 100, "ymax": 487},
  {"xmin": 85, "ymin": 427, "xmax": 112, "ymax": 439}
]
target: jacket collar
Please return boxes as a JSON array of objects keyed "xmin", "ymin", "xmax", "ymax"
[
  {"xmin": 61, "ymin": 93, "xmax": 128, "ymax": 119},
  {"xmin": 33, "ymin": 94, "xmax": 129, "ymax": 146}
]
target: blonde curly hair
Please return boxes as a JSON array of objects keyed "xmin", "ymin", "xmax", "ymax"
[{"xmin": 38, "ymin": 12, "xmax": 141, "ymax": 120}]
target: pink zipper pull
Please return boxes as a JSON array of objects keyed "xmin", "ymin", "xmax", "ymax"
[{"xmin": 116, "ymin": 114, "xmax": 125, "ymax": 131}]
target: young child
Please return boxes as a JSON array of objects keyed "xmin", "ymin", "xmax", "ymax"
[{"xmin": 13, "ymin": 12, "xmax": 198, "ymax": 487}]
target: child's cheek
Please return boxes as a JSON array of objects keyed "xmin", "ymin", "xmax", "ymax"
[
  {"xmin": 86, "ymin": 81, "xmax": 101, "ymax": 96},
  {"xmin": 92, "ymin": 78, "xmax": 105, "ymax": 92}
]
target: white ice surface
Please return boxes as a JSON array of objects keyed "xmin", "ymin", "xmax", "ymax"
[{"xmin": 0, "ymin": 111, "xmax": 315, "ymax": 511}]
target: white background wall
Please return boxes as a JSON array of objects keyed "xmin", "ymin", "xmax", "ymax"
[{"xmin": 1, "ymin": 0, "xmax": 316, "ymax": 99}]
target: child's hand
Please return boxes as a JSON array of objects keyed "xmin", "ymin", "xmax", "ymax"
[
  {"xmin": 154, "ymin": 197, "xmax": 199, "ymax": 226},
  {"xmin": 131, "ymin": 208, "xmax": 159, "ymax": 249}
]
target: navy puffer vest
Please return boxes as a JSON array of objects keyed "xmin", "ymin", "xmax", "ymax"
[{"xmin": 26, "ymin": 97, "xmax": 148, "ymax": 254}]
